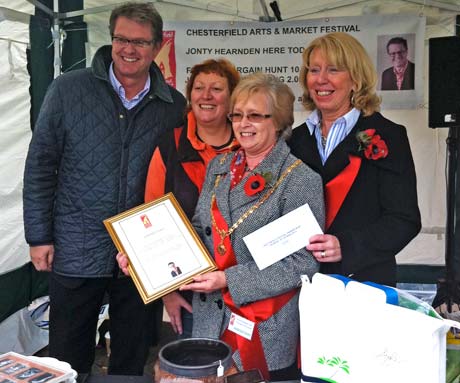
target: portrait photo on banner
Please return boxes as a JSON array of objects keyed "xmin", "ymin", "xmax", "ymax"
[{"xmin": 376, "ymin": 33, "xmax": 416, "ymax": 92}]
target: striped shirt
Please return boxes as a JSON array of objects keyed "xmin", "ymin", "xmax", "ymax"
[
  {"xmin": 306, "ymin": 108, "xmax": 360, "ymax": 164},
  {"xmin": 109, "ymin": 62, "xmax": 150, "ymax": 110}
]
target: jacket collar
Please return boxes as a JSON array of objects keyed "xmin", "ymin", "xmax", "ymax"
[
  {"xmin": 91, "ymin": 45, "xmax": 174, "ymax": 104},
  {"xmin": 309, "ymin": 112, "xmax": 399, "ymax": 184},
  {"xmin": 178, "ymin": 111, "xmax": 239, "ymax": 163},
  {"xmin": 177, "ymin": 113, "xmax": 203, "ymax": 163},
  {"xmin": 321, "ymin": 120, "xmax": 362, "ymax": 183}
]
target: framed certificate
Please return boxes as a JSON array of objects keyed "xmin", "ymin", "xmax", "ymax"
[{"xmin": 104, "ymin": 193, "xmax": 216, "ymax": 304}]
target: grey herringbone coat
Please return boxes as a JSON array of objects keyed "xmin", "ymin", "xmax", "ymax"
[{"xmin": 191, "ymin": 139, "xmax": 324, "ymax": 372}]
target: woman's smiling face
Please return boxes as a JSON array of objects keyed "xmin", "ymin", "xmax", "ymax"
[
  {"xmin": 306, "ymin": 47, "xmax": 355, "ymax": 120},
  {"xmin": 190, "ymin": 72, "xmax": 230, "ymax": 127},
  {"xmin": 231, "ymin": 92, "xmax": 277, "ymax": 157}
]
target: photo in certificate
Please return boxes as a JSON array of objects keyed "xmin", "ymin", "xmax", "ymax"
[{"xmin": 104, "ymin": 193, "xmax": 216, "ymax": 303}]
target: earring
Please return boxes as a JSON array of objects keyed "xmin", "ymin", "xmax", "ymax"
[{"xmin": 351, "ymin": 92, "xmax": 355, "ymax": 106}]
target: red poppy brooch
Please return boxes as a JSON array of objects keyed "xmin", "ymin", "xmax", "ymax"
[
  {"xmin": 356, "ymin": 129, "xmax": 388, "ymax": 160},
  {"xmin": 244, "ymin": 172, "xmax": 272, "ymax": 196}
]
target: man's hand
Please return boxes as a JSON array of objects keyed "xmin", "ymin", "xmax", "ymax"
[
  {"xmin": 30, "ymin": 245, "xmax": 54, "ymax": 272},
  {"xmin": 115, "ymin": 252, "xmax": 130, "ymax": 276},
  {"xmin": 163, "ymin": 292, "xmax": 192, "ymax": 335}
]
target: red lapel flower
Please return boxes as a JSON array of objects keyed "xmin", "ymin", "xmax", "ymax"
[
  {"xmin": 244, "ymin": 174, "xmax": 265, "ymax": 196},
  {"xmin": 356, "ymin": 129, "xmax": 388, "ymax": 160}
]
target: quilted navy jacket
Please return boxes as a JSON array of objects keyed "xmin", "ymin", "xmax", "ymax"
[{"xmin": 23, "ymin": 45, "xmax": 186, "ymax": 277}]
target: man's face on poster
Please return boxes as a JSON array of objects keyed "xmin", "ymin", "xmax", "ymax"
[{"xmin": 388, "ymin": 43, "xmax": 408, "ymax": 69}]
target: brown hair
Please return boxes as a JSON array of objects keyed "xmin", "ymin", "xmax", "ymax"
[
  {"xmin": 109, "ymin": 2, "xmax": 163, "ymax": 46},
  {"xmin": 185, "ymin": 58, "xmax": 240, "ymax": 105},
  {"xmin": 299, "ymin": 32, "xmax": 381, "ymax": 116}
]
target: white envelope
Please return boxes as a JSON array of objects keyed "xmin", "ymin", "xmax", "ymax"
[{"xmin": 243, "ymin": 203, "xmax": 323, "ymax": 270}]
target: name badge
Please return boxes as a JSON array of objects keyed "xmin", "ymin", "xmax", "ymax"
[{"xmin": 228, "ymin": 312, "xmax": 255, "ymax": 340}]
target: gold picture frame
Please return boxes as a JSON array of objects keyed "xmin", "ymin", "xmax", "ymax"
[{"xmin": 104, "ymin": 193, "xmax": 216, "ymax": 304}]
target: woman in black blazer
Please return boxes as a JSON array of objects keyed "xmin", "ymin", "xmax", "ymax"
[{"xmin": 288, "ymin": 32, "xmax": 421, "ymax": 286}]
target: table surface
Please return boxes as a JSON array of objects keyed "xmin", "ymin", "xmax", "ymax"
[
  {"xmin": 86, "ymin": 375, "xmax": 152, "ymax": 383},
  {"xmin": 85, "ymin": 375, "xmax": 297, "ymax": 383}
]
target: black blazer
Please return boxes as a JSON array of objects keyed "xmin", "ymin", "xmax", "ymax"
[
  {"xmin": 288, "ymin": 112, "xmax": 421, "ymax": 286},
  {"xmin": 171, "ymin": 267, "xmax": 182, "ymax": 277},
  {"xmin": 381, "ymin": 61, "xmax": 415, "ymax": 91}
]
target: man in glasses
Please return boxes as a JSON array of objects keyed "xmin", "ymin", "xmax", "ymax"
[
  {"xmin": 381, "ymin": 36, "xmax": 415, "ymax": 91},
  {"xmin": 23, "ymin": 2, "xmax": 185, "ymax": 380}
]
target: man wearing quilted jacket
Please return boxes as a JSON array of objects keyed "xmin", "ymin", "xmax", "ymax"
[{"xmin": 23, "ymin": 2, "xmax": 186, "ymax": 380}]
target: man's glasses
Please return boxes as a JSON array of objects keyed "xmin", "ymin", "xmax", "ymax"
[
  {"xmin": 112, "ymin": 36, "xmax": 154, "ymax": 48},
  {"xmin": 227, "ymin": 112, "xmax": 272, "ymax": 123}
]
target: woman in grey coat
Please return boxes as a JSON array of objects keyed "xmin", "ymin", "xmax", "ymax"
[{"xmin": 180, "ymin": 73, "xmax": 325, "ymax": 380}]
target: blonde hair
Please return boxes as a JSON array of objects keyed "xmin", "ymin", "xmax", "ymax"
[
  {"xmin": 230, "ymin": 73, "xmax": 295, "ymax": 140},
  {"xmin": 299, "ymin": 32, "xmax": 381, "ymax": 116}
]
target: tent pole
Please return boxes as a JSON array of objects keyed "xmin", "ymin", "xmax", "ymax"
[
  {"xmin": 432, "ymin": 15, "xmax": 460, "ymax": 311},
  {"xmin": 26, "ymin": 0, "xmax": 53, "ymax": 16},
  {"xmin": 258, "ymin": 0, "xmax": 274, "ymax": 21},
  {"xmin": 53, "ymin": 0, "xmax": 61, "ymax": 78}
]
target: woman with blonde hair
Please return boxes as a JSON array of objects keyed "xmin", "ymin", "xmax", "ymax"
[{"xmin": 289, "ymin": 32, "xmax": 421, "ymax": 286}]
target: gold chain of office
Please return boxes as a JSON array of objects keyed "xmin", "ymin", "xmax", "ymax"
[{"xmin": 210, "ymin": 159, "xmax": 302, "ymax": 255}]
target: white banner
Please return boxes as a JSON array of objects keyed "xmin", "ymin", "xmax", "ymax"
[
  {"xmin": 161, "ymin": 14, "xmax": 425, "ymax": 110},
  {"xmin": 0, "ymin": 20, "xmax": 31, "ymax": 275}
]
